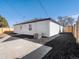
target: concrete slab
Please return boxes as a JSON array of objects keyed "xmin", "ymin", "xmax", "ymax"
[
  {"xmin": 0, "ymin": 39, "xmax": 52, "ymax": 59},
  {"xmin": 0, "ymin": 35, "xmax": 11, "ymax": 43},
  {"xmin": 21, "ymin": 45, "xmax": 52, "ymax": 59}
]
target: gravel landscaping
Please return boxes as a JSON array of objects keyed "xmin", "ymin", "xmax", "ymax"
[{"xmin": 43, "ymin": 33, "xmax": 79, "ymax": 59}]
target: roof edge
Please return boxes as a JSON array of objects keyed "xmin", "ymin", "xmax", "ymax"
[{"xmin": 14, "ymin": 18, "xmax": 61, "ymax": 26}]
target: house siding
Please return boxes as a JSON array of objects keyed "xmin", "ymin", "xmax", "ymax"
[
  {"xmin": 49, "ymin": 21, "xmax": 60, "ymax": 36},
  {"xmin": 14, "ymin": 19, "xmax": 63, "ymax": 37},
  {"xmin": 14, "ymin": 20, "xmax": 49, "ymax": 37}
]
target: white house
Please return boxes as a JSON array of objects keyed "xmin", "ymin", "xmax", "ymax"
[{"xmin": 14, "ymin": 18, "xmax": 63, "ymax": 37}]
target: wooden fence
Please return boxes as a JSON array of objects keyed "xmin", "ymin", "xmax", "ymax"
[
  {"xmin": 64, "ymin": 26, "xmax": 73, "ymax": 33},
  {"xmin": 73, "ymin": 24, "xmax": 79, "ymax": 43},
  {"xmin": 64, "ymin": 25, "xmax": 79, "ymax": 43},
  {"xmin": 0, "ymin": 28, "xmax": 13, "ymax": 34}
]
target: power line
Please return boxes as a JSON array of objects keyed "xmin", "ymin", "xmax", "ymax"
[
  {"xmin": 38, "ymin": 0, "xmax": 50, "ymax": 17},
  {"xmin": 4, "ymin": 0, "xmax": 50, "ymax": 21},
  {"xmin": 4, "ymin": 0, "xmax": 26, "ymax": 21}
]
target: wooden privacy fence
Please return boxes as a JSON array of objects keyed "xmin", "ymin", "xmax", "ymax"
[
  {"xmin": 64, "ymin": 25, "xmax": 79, "ymax": 43},
  {"xmin": 64, "ymin": 26, "xmax": 73, "ymax": 33},
  {"xmin": 73, "ymin": 24, "xmax": 79, "ymax": 43},
  {"xmin": 0, "ymin": 28, "xmax": 13, "ymax": 34},
  {"xmin": 63, "ymin": 25, "xmax": 79, "ymax": 43}
]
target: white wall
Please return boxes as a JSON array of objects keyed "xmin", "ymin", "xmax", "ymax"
[
  {"xmin": 14, "ymin": 25, "xmax": 21, "ymax": 33},
  {"xmin": 49, "ymin": 21, "xmax": 60, "ymax": 36},
  {"xmin": 14, "ymin": 20, "xmax": 49, "ymax": 37},
  {"xmin": 14, "ymin": 20, "xmax": 63, "ymax": 37},
  {"xmin": 60, "ymin": 26, "xmax": 63, "ymax": 32}
]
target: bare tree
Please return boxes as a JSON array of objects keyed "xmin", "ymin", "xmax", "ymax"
[
  {"xmin": 58, "ymin": 16, "xmax": 65, "ymax": 26},
  {"xmin": 58, "ymin": 16, "xmax": 65, "ymax": 32},
  {"xmin": 58, "ymin": 16, "xmax": 74, "ymax": 33},
  {"xmin": 64, "ymin": 16, "xmax": 74, "ymax": 26},
  {"xmin": 58, "ymin": 16, "xmax": 74, "ymax": 26}
]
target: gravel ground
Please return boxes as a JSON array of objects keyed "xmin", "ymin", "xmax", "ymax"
[{"xmin": 43, "ymin": 33, "xmax": 79, "ymax": 59}]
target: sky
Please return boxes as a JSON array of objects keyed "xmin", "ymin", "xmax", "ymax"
[{"xmin": 0, "ymin": 0, "xmax": 79, "ymax": 27}]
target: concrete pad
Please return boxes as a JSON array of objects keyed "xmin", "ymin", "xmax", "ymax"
[
  {"xmin": 0, "ymin": 34, "xmax": 7, "ymax": 38},
  {"xmin": 0, "ymin": 35, "xmax": 11, "ymax": 43},
  {"xmin": 21, "ymin": 45, "xmax": 52, "ymax": 59},
  {"xmin": 0, "ymin": 39, "xmax": 47, "ymax": 59}
]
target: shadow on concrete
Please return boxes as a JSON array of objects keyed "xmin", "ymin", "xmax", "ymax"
[
  {"xmin": 2, "ymin": 36, "xmax": 20, "ymax": 42},
  {"xmin": 2, "ymin": 33, "xmax": 34, "ymax": 42},
  {"xmin": 3, "ymin": 33, "xmax": 59, "ymax": 45},
  {"xmin": 16, "ymin": 45, "xmax": 52, "ymax": 59},
  {"xmin": 6, "ymin": 33, "xmax": 34, "ymax": 39}
]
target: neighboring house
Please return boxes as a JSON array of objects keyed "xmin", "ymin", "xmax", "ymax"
[{"xmin": 14, "ymin": 18, "xmax": 63, "ymax": 37}]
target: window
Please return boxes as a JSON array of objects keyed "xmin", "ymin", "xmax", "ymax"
[
  {"xmin": 20, "ymin": 25, "xmax": 22, "ymax": 30},
  {"xmin": 29, "ymin": 24, "xmax": 32, "ymax": 31}
]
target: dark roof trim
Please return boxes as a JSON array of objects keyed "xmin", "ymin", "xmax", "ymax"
[{"xmin": 14, "ymin": 18, "xmax": 61, "ymax": 26}]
